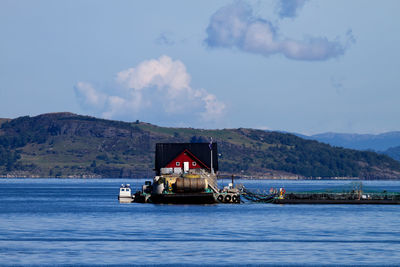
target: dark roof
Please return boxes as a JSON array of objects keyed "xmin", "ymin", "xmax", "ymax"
[{"xmin": 155, "ymin": 143, "xmax": 218, "ymax": 174}]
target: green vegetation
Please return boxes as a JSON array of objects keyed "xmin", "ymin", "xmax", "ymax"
[{"xmin": 1, "ymin": 112, "xmax": 400, "ymax": 179}]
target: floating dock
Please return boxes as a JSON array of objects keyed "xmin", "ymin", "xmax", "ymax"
[
  {"xmin": 273, "ymin": 193, "xmax": 400, "ymax": 205},
  {"xmin": 240, "ymin": 182, "xmax": 400, "ymax": 205}
]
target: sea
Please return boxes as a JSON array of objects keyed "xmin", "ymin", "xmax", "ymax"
[{"xmin": 0, "ymin": 178, "xmax": 400, "ymax": 266}]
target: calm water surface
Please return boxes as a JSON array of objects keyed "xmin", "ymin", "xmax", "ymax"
[{"xmin": 0, "ymin": 178, "xmax": 400, "ymax": 266}]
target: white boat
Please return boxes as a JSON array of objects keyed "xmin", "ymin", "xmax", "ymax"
[{"xmin": 118, "ymin": 184, "xmax": 134, "ymax": 203}]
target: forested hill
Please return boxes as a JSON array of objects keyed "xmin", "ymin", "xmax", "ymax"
[{"xmin": 1, "ymin": 113, "xmax": 400, "ymax": 179}]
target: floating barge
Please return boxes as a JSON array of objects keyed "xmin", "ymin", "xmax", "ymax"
[{"xmin": 130, "ymin": 143, "xmax": 240, "ymax": 204}]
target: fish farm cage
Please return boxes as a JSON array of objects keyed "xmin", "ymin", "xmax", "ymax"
[{"xmin": 239, "ymin": 182, "xmax": 400, "ymax": 204}]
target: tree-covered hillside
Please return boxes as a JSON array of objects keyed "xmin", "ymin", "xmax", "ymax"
[{"xmin": 1, "ymin": 113, "xmax": 400, "ymax": 179}]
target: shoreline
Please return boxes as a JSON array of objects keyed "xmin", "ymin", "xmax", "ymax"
[{"xmin": 1, "ymin": 176, "xmax": 397, "ymax": 181}]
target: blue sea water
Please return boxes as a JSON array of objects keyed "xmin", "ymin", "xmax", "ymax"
[{"xmin": 0, "ymin": 178, "xmax": 400, "ymax": 266}]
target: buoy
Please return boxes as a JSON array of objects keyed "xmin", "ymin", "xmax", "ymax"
[{"xmin": 279, "ymin": 188, "xmax": 286, "ymax": 199}]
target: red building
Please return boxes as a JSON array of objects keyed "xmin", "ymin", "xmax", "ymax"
[
  {"xmin": 164, "ymin": 149, "xmax": 209, "ymax": 171},
  {"xmin": 155, "ymin": 143, "xmax": 219, "ymax": 175}
]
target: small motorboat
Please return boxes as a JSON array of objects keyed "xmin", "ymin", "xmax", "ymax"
[{"xmin": 118, "ymin": 184, "xmax": 135, "ymax": 203}]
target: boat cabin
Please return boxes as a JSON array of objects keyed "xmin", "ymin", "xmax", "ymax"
[{"xmin": 119, "ymin": 184, "xmax": 133, "ymax": 199}]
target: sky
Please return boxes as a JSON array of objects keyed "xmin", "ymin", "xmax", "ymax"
[{"xmin": 1, "ymin": 0, "xmax": 399, "ymax": 135}]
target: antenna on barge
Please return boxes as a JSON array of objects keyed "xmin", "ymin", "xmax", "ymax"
[{"xmin": 209, "ymin": 137, "xmax": 214, "ymax": 175}]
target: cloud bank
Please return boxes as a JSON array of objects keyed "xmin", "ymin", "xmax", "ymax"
[
  {"xmin": 205, "ymin": 1, "xmax": 354, "ymax": 61},
  {"xmin": 277, "ymin": 0, "xmax": 308, "ymax": 18},
  {"xmin": 75, "ymin": 56, "xmax": 225, "ymax": 125}
]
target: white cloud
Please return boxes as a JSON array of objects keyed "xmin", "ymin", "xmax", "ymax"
[
  {"xmin": 74, "ymin": 56, "xmax": 225, "ymax": 125},
  {"xmin": 116, "ymin": 56, "xmax": 191, "ymax": 97},
  {"xmin": 205, "ymin": 1, "xmax": 354, "ymax": 61},
  {"xmin": 201, "ymin": 92, "xmax": 226, "ymax": 121},
  {"xmin": 74, "ymin": 82, "xmax": 106, "ymax": 109}
]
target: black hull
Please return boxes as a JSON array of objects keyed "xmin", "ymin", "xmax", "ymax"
[
  {"xmin": 151, "ymin": 192, "xmax": 216, "ymax": 204},
  {"xmin": 274, "ymin": 199, "xmax": 400, "ymax": 205}
]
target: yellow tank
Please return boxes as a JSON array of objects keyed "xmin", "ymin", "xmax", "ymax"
[
  {"xmin": 175, "ymin": 178, "xmax": 208, "ymax": 193},
  {"xmin": 183, "ymin": 173, "xmax": 201, "ymax": 179}
]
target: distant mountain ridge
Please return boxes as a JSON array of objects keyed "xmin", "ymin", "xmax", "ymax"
[
  {"xmin": 293, "ymin": 131, "xmax": 400, "ymax": 162},
  {"xmin": 1, "ymin": 113, "xmax": 400, "ymax": 179},
  {"xmin": 383, "ymin": 146, "xmax": 400, "ymax": 162},
  {"xmin": 301, "ymin": 132, "xmax": 400, "ymax": 151}
]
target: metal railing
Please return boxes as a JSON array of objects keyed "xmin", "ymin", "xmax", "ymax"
[{"xmin": 200, "ymin": 169, "xmax": 219, "ymax": 193}]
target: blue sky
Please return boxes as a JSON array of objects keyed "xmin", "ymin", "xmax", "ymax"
[{"xmin": 1, "ymin": 0, "xmax": 399, "ymax": 134}]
